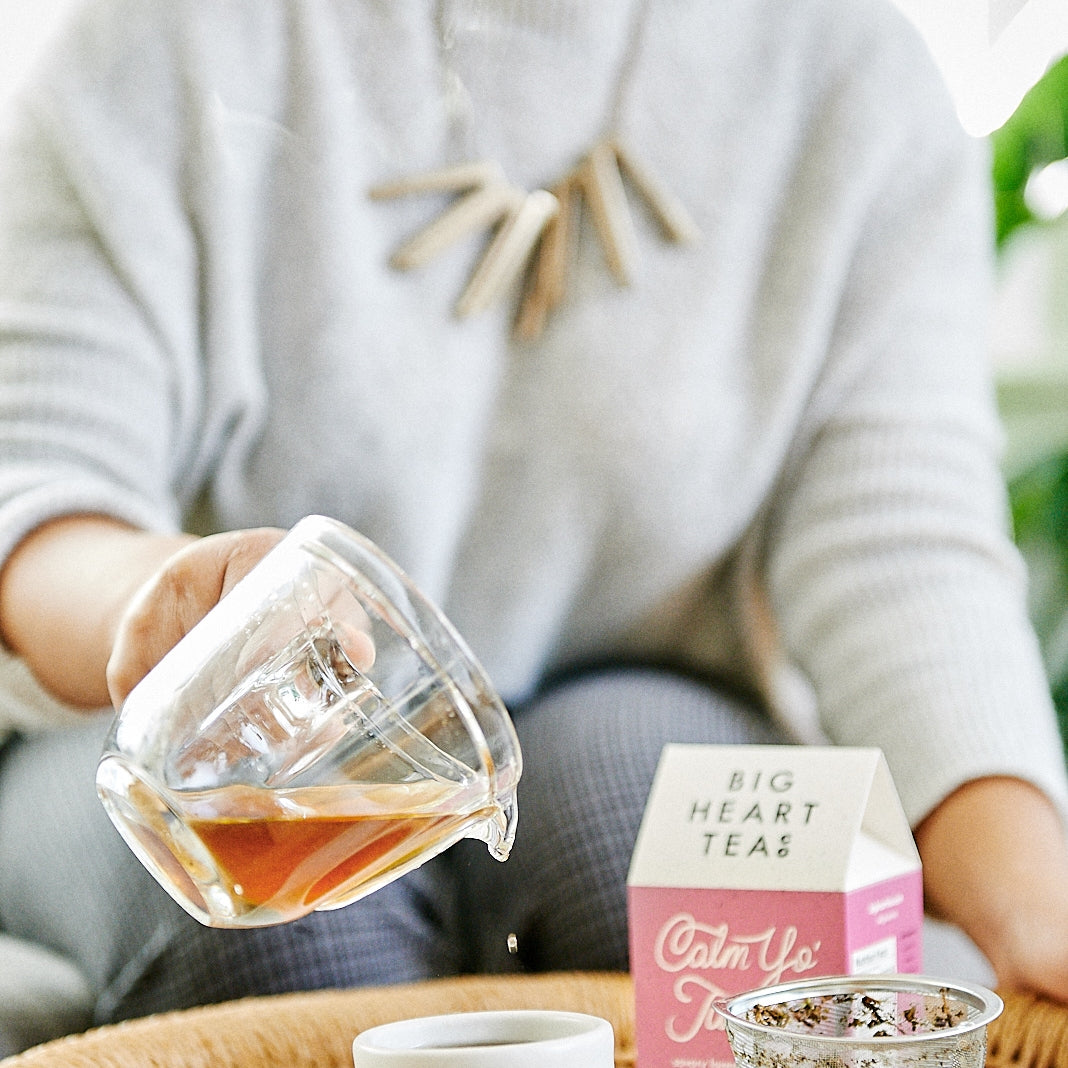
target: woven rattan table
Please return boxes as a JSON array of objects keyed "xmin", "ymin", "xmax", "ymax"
[{"xmin": 0, "ymin": 972, "xmax": 1059, "ymax": 1068}]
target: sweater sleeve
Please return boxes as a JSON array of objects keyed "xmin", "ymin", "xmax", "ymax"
[
  {"xmin": 764, "ymin": 24, "xmax": 1068, "ymax": 827},
  {"xmin": 0, "ymin": 8, "xmax": 204, "ymax": 552},
  {"xmin": 0, "ymin": 3, "xmax": 206, "ymax": 728}
]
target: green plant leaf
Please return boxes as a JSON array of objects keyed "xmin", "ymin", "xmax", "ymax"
[{"xmin": 990, "ymin": 53, "xmax": 1068, "ymax": 246}]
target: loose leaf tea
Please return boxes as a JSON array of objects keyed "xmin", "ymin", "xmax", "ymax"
[
  {"xmin": 720, "ymin": 978, "xmax": 999, "ymax": 1068},
  {"xmin": 747, "ymin": 988, "xmax": 968, "ymax": 1037}
]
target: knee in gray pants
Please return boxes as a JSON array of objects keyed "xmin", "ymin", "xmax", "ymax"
[{"xmin": 447, "ymin": 666, "xmax": 787, "ymax": 973}]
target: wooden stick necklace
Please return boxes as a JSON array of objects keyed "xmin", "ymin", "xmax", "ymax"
[{"xmin": 369, "ymin": 0, "xmax": 700, "ymax": 340}]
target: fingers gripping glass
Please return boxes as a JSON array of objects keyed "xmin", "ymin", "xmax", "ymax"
[{"xmin": 96, "ymin": 516, "xmax": 522, "ymax": 928}]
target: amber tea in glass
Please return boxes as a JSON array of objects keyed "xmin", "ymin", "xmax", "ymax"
[{"xmin": 97, "ymin": 516, "xmax": 522, "ymax": 928}]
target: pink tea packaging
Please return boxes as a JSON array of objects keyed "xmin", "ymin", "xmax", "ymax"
[{"xmin": 627, "ymin": 744, "xmax": 923, "ymax": 1068}]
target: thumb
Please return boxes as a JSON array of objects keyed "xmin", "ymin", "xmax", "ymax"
[{"xmin": 106, "ymin": 527, "xmax": 286, "ymax": 708}]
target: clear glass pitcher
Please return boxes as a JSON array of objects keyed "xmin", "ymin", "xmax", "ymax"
[{"xmin": 96, "ymin": 515, "xmax": 522, "ymax": 928}]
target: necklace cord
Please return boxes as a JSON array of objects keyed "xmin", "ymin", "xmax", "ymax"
[{"xmin": 432, "ymin": 0, "xmax": 653, "ymax": 166}]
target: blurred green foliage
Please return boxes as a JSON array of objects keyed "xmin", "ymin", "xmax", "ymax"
[
  {"xmin": 991, "ymin": 54, "xmax": 1068, "ymax": 753},
  {"xmin": 1011, "ymin": 453, "xmax": 1068, "ymax": 568},
  {"xmin": 991, "ymin": 52, "xmax": 1068, "ymax": 247},
  {"xmin": 1010, "ymin": 452, "xmax": 1068, "ymax": 754}
]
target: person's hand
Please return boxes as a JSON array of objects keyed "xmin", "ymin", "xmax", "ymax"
[
  {"xmin": 915, "ymin": 776, "xmax": 1068, "ymax": 1003},
  {"xmin": 106, "ymin": 526, "xmax": 286, "ymax": 708},
  {"xmin": 0, "ymin": 515, "xmax": 285, "ymax": 710}
]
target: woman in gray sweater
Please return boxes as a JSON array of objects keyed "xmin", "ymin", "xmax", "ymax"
[{"xmin": 1, "ymin": 0, "xmax": 1067, "ymax": 1029}]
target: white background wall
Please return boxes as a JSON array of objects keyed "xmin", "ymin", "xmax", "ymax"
[{"xmin": 891, "ymin": 0, "xmax": 1068, "ymax": 134}]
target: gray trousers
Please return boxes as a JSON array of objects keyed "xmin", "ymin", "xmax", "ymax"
[{"xmin": 0, "ymin": 666, "xmax": 784, "ymax": 1025}]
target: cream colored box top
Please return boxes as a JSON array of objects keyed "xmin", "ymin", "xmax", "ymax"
[{"xmin": 627, "ymin": 744, "xmax": 920, "ymax": 893}]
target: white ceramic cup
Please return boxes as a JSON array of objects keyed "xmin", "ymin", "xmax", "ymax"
[{"xmin": 351, "ymin": 1009, "xmax": 615, "ymax": 1067}]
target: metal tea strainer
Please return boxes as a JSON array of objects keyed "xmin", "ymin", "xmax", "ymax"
[{"xmin": 715, "ymin": 975, "xmax": 1003, "ymax": 1068}]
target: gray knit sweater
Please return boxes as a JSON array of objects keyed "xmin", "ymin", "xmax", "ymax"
[{"xmin": 0, "ymin": 0, "xmax": 1065, "ymax": 825}]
